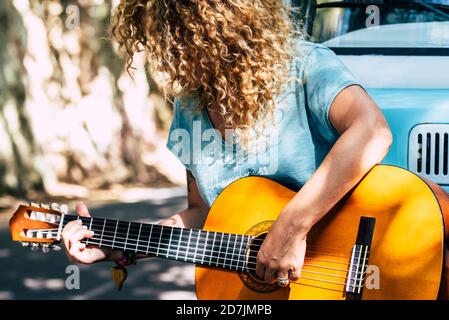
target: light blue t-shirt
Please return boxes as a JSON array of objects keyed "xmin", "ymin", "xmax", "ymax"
[{"xmin": 166, "ymin": 41, "xmax": 361, "ymax": 207}]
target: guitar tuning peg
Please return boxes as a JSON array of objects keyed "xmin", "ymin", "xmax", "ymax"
[
  {"xmin": 59, "ymin": 204, "xmax": 69, "ymax": 215},
  {"xmin": 50, "ymin": 203, "xmax": 60, "ymax": 211},
  {"xmin": 50, "ymin": 244, "xmax": 62, "ymax": 251},
  {"xmin": 29, "ymin": 201, "xmax": 39, "ymax": 208},
  {"xmin": 40, "ymin": 203, "xmax": 50, "ymax": 210},
  {"xmin": 21, "ymin": 242, "xmax": 30, "ymax": 247},
  {"xmin": 41, "ymin": 244, "xmax": 50, "ymax": 253},
  {"xmin": 30, "ymin": 243, "xmax": 40, "ymax": 252}
]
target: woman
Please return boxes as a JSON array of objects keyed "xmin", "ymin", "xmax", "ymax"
[{"xmin": 62, "ymin": 0, "xmax": 392, "ymax": 288}]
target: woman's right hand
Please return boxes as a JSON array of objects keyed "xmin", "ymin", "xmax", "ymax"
[{"xmin": 61, "ymin": 202, "xmax": 120, "ymax": 264}]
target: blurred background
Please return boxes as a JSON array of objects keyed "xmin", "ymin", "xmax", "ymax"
[{"xmin": 0, "ymin": 0, "xmax": 190, "ymax": 300}]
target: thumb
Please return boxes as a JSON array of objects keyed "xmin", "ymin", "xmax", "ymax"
[{"xmin": 75, "ymin": 201, "xmax": 91, "ymax": 217}]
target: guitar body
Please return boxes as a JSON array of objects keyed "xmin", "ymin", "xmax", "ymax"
[{"xmin": 195, "ymin": 165, "xmax": 449, "ymax": 300}]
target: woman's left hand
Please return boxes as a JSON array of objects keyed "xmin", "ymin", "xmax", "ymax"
[{"xmin": 255, "ymin": 217, "xmax": 307, "ymax": 286}]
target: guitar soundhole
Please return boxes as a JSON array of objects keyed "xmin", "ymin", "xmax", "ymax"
[{"xmin": 239, "ymin": 232, "xmax": 280, "ymax": 293}]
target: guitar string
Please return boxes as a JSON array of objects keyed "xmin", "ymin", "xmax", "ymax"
[
  {"xmin": 35, "ymin": 230, "xmax": 368, "ymax": 290},
  {"xmin": 60, "ymin": 216, "xmax": 367, "ymax": 271},
  {"xmin": 60, "ymin": 215, "xmax": 349, "ymax": 250},
  {"xmin": 31, "ymin": 216, "xmax": 369, "ymax": 289},
  {"xmin": 40, "ymin": 227, "xmax": 366, "ymax": 272},
  {"xmin": 35, "ymin": 223, "xmax": 355, "ymax": 265},
  {"xmin": 89, "ymin": 237, "xmax": 368, "ymax": 288},
  {"xmin": 57, "ymin": 216, "xmax": 359, "ymax": 259},
  {"xmin": 36, "ymin": 212, "xmax": 370, "ymax": 286},
  {"xmin": 35, "ymin": 227, "xmax": 353, "ymax": 266},
  {"xmin": 40, "ymin": 228, "xmax": 369, "ymax": 283},
  {"xmin": 36, "ymin": 226, "xmax": 367, "ymax": 273},
  {"xmin": 77, "ymin": 237, "xmax": 368, "ymax": 287},
  {"xmin": 45, "ymin": 214, "xmax": 358, "ymax": 258}
]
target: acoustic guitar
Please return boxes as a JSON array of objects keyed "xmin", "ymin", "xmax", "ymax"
[{"xmin": 9, "ymin": 165, "xmax": 449, "ymax": 299}]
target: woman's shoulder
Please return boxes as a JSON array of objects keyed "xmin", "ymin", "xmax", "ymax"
[
  {"xmin": 293, "ymin": 40, "xmax": 337, "ymax": 65},
  {"xmin": 292, "ymin": 40, "xmax": 344, "ymax": 81}
]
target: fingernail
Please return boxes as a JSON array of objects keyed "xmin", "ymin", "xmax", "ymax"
[
  {"xmin": 76, "ymin": 220, "xmax": 82, "ymax": 224},
  {"xmin": 82, "ymin": 225, "xmax": 88, "ymax": 229}
]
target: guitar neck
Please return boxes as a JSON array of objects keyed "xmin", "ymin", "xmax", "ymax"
[{"xmin": 60, "ymin": 215, "xmax": 252, "ymax": 272}]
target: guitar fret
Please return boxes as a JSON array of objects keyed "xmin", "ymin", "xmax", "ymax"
[
  {"xmin": 175, "ymin": 228, "xmax": 182, "ymax": 260},
  {"xmin": 209, "ymin": 232, "xmax": 217, "ymax": 266},
  {"xmin": 185, "ymin": 229, "xmax": 192, "ymax": 262},
  {"xmin": 124, "ymin": 221, "xmax": 131, "ymax": 251},
  {"xmin": 230, "ymin": 235, "xmax": 238, "ymax": 269},
  {"xmin": 99, "ymin": 218, "xmax": 107, "ymax": 247},
  {"xmin": 112, "ymin": 220, "xmax": 119, "ymax": 249},
  {"xmin": 146, "ymin": 224, "xmax": 153, "ymax": 255},
  {"xmin": 85, "ymin": 218, "xmax": 93, "ymax": 245},
  {"xmin": 217, "ymin": 233, "xmax": 224, "ymax": 267},
  {"xmin": 136, "ymin": 223, "xmax": 142, "ymax": 253},
  {"xmin": 201, "ymin": 231, "xmax": 209, "ymax": 265},
  {"xmin": 237, "ymin": 235, "xmax": 245, "ymax": 271},
  {"xmin": 167, "ymin": 227, "xmax": 174, "ymax": 258},
  {"xmin": 157, "ymin": 225, "xmax": 164, "ymax": 256},
  {"xmin": 244, "ymin": 236, "xmax": 251, "ymax": 271},
  {"xmin": 224, "ymin": 233, "xmax": 231, "ymax": 268},
  {"xmin": 193, "ymin": 230, "xmax": 201, "ymax": 263}
]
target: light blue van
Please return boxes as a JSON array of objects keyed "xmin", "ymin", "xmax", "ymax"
[{"xmin": 295, "ymin": 0, "xmax": 449, "ymax": 192}]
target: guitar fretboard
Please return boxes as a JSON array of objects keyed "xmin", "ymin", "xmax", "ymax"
[{"xmin": 61, "ymin": 215, "xmax": 253, "ymax": 272}]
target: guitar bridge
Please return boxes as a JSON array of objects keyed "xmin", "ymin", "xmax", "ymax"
[{"xmin": 345, "ymin": 216, "xmax": 376, "ymax": 300}]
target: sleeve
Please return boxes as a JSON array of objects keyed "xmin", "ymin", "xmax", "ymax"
[
  {"xmin": 166, "ymin": 98, "xmax": 193, "ymax": 171},
  {"xmin": 302, "ymin": 45, "xmax": 363, "ymax": 142}
]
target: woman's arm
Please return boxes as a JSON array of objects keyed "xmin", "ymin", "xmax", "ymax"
[
  {"xmin": 159, "ymin": 170, "xmax": 209, "ymax": 229},
  {"xmin": 256, "ymin": 85, "xmax": 393, "ymax": 284},
  {"xmin": 61, "ymin": 170, "xmax": 209, "ymax": 264}
]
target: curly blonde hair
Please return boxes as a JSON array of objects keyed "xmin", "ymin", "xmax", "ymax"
[{"xmin": 111, "ymin": 0, "xmax": 299, "ymax": 146}]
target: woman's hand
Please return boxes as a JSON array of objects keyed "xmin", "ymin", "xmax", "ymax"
[
  {"xmin": 61, "ymin": 202, "xmax": 121, "ymax": 264},
  {"xmin": 255, "ymin": 217, "xmax": 307, "ymax": 286}
]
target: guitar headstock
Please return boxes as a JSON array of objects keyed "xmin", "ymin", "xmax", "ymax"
[{"xmin": 9, "ymin": 202, "xmax": 68, "ymax": 250}]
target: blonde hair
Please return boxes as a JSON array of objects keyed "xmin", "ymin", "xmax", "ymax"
[{"xmin": 111, "ymin": 0, "xmax": 299, "ymax": 146}]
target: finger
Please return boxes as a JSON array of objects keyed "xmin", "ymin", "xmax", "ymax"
[
  {"xmin": 72, "ymin": 247, "xmax": 106, "ymax": 264},
  {"xmin": 289, "ymin": 267, "xmax": 301, "ymax": 281},
  {"xmin": 276, "ymin": 263, "xmax": 291, "ymax": 287},
  {"xmin": 76, "ymin": 202, "xmax": 91, "ymax": 217},
  {"xmin": 68, "ymin": 228, "xmax": 94, "ymax": 257},
  {"xmin": 255, "ymin": 260, "xmax": 266, "ymax": 280},
  {"xmin": 62, "ymin": 220, "xmax": 83, "ymax": 238},
  {"xmin": 68, "ymin": 228, "xmax": 94, "ymax": 253},
  {"xmin": 69, "ymin": 239, "xmax": 85, "ymax": 257},
  {"xmin": 264, "ymin": 267, "xmax": 277, "ymax": 284},
  {"xmin": 62, "ymin": 220, "xmax": 83, "ymax": 250},
  {"xmin": 290, "ymin": 239, "xmax": 306, "ymax": 281},
  {"xmin": 70, "ymin": 227, "xmax": 95, "ymax": 243}
]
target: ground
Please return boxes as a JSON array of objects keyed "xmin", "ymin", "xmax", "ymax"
[{"xmin": 0, "ymin": 191, "xmax": 197, "ymax": 300}]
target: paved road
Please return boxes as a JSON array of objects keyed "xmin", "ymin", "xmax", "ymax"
[{"xmin": 0, "ymin": 195, "xmax": 197, "ymax": 300}]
